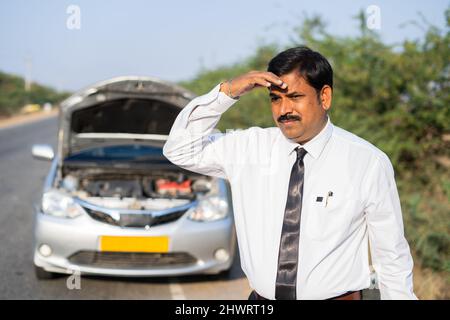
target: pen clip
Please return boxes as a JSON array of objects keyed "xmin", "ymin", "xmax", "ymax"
[{"xmin": 325, "ymin": 191, "xmax": 333, "ymax": 207}]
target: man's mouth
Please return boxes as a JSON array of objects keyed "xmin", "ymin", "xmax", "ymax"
[{"xmin": 279, "ymin": 119, "xmax": 299, "ymax": 124}]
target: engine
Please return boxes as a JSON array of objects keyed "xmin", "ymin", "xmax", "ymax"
[{"xmin": 62, "ymin": 171, "xmax": 212, "ymax": 198}]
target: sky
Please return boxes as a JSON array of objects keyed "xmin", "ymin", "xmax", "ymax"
[{"xmin": 0, "ymin": 0, "xmax": 448, "ymax": 91}]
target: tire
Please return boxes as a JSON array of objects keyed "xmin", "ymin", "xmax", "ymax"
[{"xmin": 34, "ymin": 265, "xmax": 57, "ymax": 280}]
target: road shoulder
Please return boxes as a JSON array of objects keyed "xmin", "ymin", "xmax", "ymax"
[{"xmin": 0, "ymin": 109, "xmax": 58, "ymax": 130}]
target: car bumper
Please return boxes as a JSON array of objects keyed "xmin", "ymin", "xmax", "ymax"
[{"xmin": 33, "ymin": 207, "xmax": 236, "ymax": 277}]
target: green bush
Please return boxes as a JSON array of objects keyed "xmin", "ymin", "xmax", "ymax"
[{"xmin": 0, "ymin": 71, "xmax": 70, "ymax": 116}]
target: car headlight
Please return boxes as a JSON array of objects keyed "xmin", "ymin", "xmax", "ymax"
[
  {"xmin": 188, "ymin": 196, "xmax": 229, "ymax": 222},
  {"xmin": 41, "ymin": 190, "xmax": 84, "ymax": 218}
]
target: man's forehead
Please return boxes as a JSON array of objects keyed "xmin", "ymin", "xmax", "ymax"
[
  {"xmin": 269, "ymin": 87, "xmax": 287, "ymax": 94},
  {"xmin": 269, "ymin": 84, "xmax": 305, "ymax": 95}
]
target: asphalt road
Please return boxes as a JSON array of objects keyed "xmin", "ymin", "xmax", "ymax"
[
  {"xmin": 0, "ymin": 116, "xmax": 251, "ymax": 299},
  {"xmin": 0, "ymin": 115, "xmax": 379, "ymax": 300}
]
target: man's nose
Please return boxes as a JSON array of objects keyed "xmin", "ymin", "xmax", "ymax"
[{"xmin": 279, "ymin": 99, "xmax": 294, "ymax": 115}]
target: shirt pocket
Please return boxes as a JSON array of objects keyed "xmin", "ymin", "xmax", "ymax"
[{"xmin": 304, "ymin": 190, "xmax": 355, "ymax": 241}]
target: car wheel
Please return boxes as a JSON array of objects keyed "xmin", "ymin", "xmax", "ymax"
[{"xmin": 34, "ymin": 265, "xmax": 57, "ymax": 280}]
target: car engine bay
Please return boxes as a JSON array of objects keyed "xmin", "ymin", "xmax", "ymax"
[{"xmin": 58, "ymin": 168, "xmax": 215, "ymax": 211}]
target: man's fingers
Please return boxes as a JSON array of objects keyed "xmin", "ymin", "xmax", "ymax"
[
  {"xmin": 264, "ymin": 72, "xmax": 283, "ymax": 84},
  {"xmin": 260, "ymin": 73, "xmax": 287, "ymax": 89},
  {"xmin": 227, "ymin": 71, "xmax": 288, "ymax": 98},
  {"xmin": 253, "ymin": 78, "xmax": 272, "ymax": 88}
]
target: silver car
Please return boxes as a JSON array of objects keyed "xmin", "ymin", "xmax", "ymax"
[{"xmin": 31, "ymin": 76, "xmax": 236, "ymax": 279}]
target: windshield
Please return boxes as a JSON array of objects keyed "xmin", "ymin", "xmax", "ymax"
[{"xmin": 64, "ymin": 145, "xmax": 170, "ymax": 163}]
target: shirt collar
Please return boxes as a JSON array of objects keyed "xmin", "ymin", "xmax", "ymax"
[{"xmin": 282, "ymin": 115, "xmax": 334, "ymax": 160}]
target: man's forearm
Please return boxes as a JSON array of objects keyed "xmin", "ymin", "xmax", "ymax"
[{"xmin": 163, "ymin": 83, "xmax": 237, "ymax": 178}]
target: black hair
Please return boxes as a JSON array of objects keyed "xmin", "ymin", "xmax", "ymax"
[{"xmin": 267, "ymin": 46, "xmax": 333, "ymax": 96}]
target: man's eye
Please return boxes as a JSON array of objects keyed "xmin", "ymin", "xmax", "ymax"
[{"xmin": 270, "ymin": 96, "xmax": 280, "ymax": 101}]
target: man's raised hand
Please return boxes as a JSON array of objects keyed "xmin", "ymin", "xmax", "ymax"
[{"xmin": 220, "ymin": 71, "xmax": 287, "ymax": 99}]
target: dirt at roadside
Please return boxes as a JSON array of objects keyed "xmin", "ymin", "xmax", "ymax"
[{"xmin": 0, "ymin": 109, "xmax": 58, "ymax": 129}]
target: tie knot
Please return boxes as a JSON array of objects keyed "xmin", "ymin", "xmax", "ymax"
[{"xmin": 295, "ymin": 147, "xmax": 307, "ymax": 160}]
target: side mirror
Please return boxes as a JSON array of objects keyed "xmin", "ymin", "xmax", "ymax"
[{"xmin": 32, "ymin": 144, "xmax": 54, "ymax": 161}]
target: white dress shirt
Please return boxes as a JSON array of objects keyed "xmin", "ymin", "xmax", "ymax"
[{"xmin": 163, "ymin": 83, "xmax": 417, "ymax": 300}]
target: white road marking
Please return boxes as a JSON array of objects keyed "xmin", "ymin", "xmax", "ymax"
[{"xmin": 169, "ymin": 277, "xmax": 186, "ymax": 300}]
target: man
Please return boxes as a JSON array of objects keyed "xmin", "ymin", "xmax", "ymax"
[{"xmin": 163, "ymin": 46, "xmax": 417, "ymax": 300}]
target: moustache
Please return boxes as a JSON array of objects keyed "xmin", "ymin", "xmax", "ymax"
[{"xmin": 277, "ymin": 114, "xmax": 301, "ymax": 122}]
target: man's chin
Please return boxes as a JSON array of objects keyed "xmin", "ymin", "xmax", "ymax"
[{"xmin": 280, "ymin": 128, "xmax": 304, "ymax": 142}]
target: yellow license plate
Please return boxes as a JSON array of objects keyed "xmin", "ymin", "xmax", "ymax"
[{"xmin": 99, "ymin": 236, "xmax": 169, "ymax": 253}]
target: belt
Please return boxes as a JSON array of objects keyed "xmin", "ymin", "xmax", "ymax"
[
  {"xmin": 326, "ymin": 290, "xmax": 362, "ymax": 300},
  {"xmin": 249, "ymin": 290, "xmax": 362, "ymax": 300}
]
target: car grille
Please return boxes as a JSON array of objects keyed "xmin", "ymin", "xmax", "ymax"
[
  {"xmin": 83, "ymin": 207, "xmax": 187, "ymax": 228},
  {"xmin": 68, "ymin": 251, "xmax": 197, "ymax": 269}
]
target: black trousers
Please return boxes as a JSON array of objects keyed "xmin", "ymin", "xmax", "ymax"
[{"xmin": 248, "ymin": 290, "xmax": 267, "ymax": 300}]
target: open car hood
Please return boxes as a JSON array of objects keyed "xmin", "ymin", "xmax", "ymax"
[{"xmin": 57, "ymin": 76, "xmax": 196, "ymax": 162}]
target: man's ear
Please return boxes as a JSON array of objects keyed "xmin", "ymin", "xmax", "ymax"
[{"xmin": 320, "ymin": 85, "xmax": 332, "ymax": 111}]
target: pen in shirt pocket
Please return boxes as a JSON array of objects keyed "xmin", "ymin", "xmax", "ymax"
[
  {"xmin": 315, "ymin": 191, "xmax": 333, "ymax": 207},
  {"xmin": 325, "ymin": 191, "xmax": 333, "ymax": 207}
]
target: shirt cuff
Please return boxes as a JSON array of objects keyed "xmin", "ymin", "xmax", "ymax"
[{"xmin": 196, "ymin": 83, "xmax": 239, "ymax": 114}]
